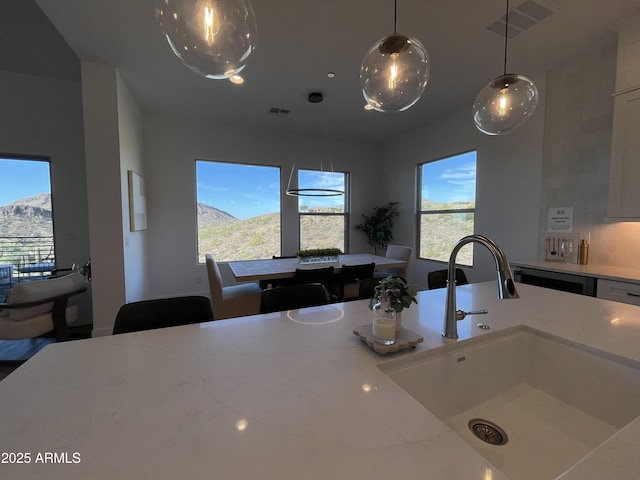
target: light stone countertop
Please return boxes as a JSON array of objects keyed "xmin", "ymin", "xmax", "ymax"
[
  {"xmin": 512, "ymin": 259, "xmax": 640, "ymax": 284},
  {"xmin": 1, "ymin": 282, "xmax": 640, "ymax": 479}
]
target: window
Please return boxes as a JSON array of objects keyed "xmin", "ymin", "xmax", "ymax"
[
  {"xmin": 418, "ymin": 151, "xmax": 476, "ymax": 266},
  {"xmin": 0, "ymin": 157, "xmax": 54, "ymax": 282},
  {"xmin": 297, "ymin": 169, "xmax": 348, "ymax": 252},
  {"xmin": 196, "ymin": 161, "xmax": 281, "ymax": 262}
]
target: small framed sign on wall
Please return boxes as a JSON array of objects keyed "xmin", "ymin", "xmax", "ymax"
[{"xmin": 128, "ymin": 170, "xmax": 147, "ymax": 231}]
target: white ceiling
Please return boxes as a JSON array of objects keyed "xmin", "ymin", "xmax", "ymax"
[{"xmin": 32, "ymin": 0, "xmax": 640, "ymax": 144}]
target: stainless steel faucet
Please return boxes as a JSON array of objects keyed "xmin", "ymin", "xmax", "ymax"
[{"xmin": 442, "ymin": 234, "xmax": 519, "ymax": 339}]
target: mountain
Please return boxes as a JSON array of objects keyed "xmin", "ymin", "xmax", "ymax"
[
  {"xmin": 9, "ymin": 193, "xmax": 52, "ymax": 210},
  {"xmin": 196, "ymin": 203, "xmax": 238, "ymax": 229},
  {"xmin": 0, "ymin": 193, "xmax": 53, "ymax": 237}
]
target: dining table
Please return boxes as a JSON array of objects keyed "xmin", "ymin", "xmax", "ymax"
[{"xmin": 227, "ymin": 253, "xmax": 407, "ymax": 283}]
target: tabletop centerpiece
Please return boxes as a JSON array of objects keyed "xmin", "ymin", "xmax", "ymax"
[
  {"xmin": 295, "ymin": 248, "xmax": 342, "ymax": 264},
  {"xmin": 369, "ymin": 275, "xmax": 417, "ymax": 332}
]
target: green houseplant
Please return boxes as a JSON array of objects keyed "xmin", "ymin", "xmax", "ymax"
[
  {"xmin": 369, "ymin": 275, "xmax": 417, "ymax": 331},
  {"xmin": 369, "ymin": 275, "xmax": 417, "ymax": 313},
  {"xmin": 355, "ymin": 202, "xmax": 398, "ymax": 255}
]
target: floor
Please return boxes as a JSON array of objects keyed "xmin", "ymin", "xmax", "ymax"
[{"xmin": 0, "ymin": 325, "xmax": 92, "ymax": 381}]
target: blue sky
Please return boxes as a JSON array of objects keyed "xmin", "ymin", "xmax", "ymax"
[
  {"xmin": 196, "ymin": 161, "xmax": 345, "ymax": 220},
  {"xmin": 196, "ymin": 161, "xmax": 281, "ymax": 220},
  {"xmin": 421, "ymin": 151, "xmax": 476, "ymax": 203},
  {"xmin": 0, "ymin": 158, "xmax": 51, "ymax": 205}
]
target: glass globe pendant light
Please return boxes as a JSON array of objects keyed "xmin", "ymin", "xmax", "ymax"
[
  {"xmin": 359, "ymin": 0, "xmax": 430, "ymax": 112},
  {"xmin": 155, "ymin": 0, "xmax": 257, "ymax": 79},
  {"xmin": 473, "ymin": 0, "xmax": 538, "ymax": 135}
]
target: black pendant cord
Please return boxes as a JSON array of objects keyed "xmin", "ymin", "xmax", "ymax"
[
  {"xmin": 393, "ymin": 0, "xmax": 397, "ymax": 34},
  {"xmin": 503, "ymin": 0, "xmax": 509, "ymax": 75}
]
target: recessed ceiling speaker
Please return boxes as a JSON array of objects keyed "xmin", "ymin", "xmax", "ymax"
[{"xmin": 308, "ymin": 92, "xmax": 324, "ymax": 103}]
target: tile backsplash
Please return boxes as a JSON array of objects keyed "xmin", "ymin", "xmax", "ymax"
[{"xmin": 539, "ymin": 38, "xmax": 640, "ymax": 270}]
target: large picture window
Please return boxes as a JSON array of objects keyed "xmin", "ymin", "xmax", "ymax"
[
  {"xmin": 418, "ymin": 151, "xmax": 477, "ymax": 266},
  {"xmin": 196, "ymin": 161, "xmax": 281, "ymax": 262},
  {"xmin": 0, "ymin": 156, "xmax": 54, "ymax": 286},
  {"xmin": 297, "ymin": 169, "xmax": 349, "ymax": 252}
]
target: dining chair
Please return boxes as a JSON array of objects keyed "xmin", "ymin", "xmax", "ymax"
[
  {"xmin": 112, "ymin": 296, "xmax": 214, "ymax": 334},
  {"xmin": 427, "ymin": 268, "xmax": 469, "ymax": 290},
  {"xmin": 336, "ymin": 262, "xmax": 375, "ymax": 301},
  {"xmin": 374, "ymin": 245, "xmax": 413, "ymax": 279},
  {"xmin": 259, "ymin": 283, "xmax": 329, "ymax": 314},
  {"xmin": 358, "ymin": 277, "xmax": 380, "ymax": 300},
  {"xmin": 205, "ymin": 253, "xmax": 262, "ymax": 320},
  {"xmin": 294, "ymin": 265, "xmax": 334, "ymax": 286},
  {"xmin": 259, "ymin": 255, "xmax": 296, "ymax": 290}
]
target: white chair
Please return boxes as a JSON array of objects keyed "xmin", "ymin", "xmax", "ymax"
[
  {"xmin": 205, "ymin": 254, "xmax": 262, "ymax": 320},
  {"xmin": 0, "ymin": 273, "xmax": 87, "ymax": 341},
  {"xmin": 374, "ymin": 245, "xmax": 413, "ymax": 279}
]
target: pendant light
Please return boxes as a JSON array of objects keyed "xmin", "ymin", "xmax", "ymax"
[
  {"xmin": 155, "ymin": 0, "xmax": 257, "ymax": 80},
  {"xmin": 286, "ymin": 96, "xmax": 345, "ymax": 197},
  {"xmin": 472, "ymin": 0, "xmax": 538, "ymax": 135},
  {"xmin": 359, "ymin": 0, "xmax": 430, "ymax": 112}
]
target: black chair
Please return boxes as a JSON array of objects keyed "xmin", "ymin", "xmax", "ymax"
[
  {"xmin": 260, "ymin": 256, "xmax": 296, "ymax": 289},
  {"xmin": 358, "ymin": 277, "xmax": 380, "ymax": 300},
  {"xmin": 336, "ymin": 262, "xmax": 375, "ymax": 301},
  {"xmin": 260, "ymin": 283, "xmax": 329, "ymax": 314},
  {"xmin": 112, "ymin": 296, "xmax": 214, "ymax": 334},
  {"xmin": 427, "ymin": 268, "xmax": 469, "ymax": 290},
  {"xmin": 293, "ymin": 265, "xmax": 335, "ymax": 290}
]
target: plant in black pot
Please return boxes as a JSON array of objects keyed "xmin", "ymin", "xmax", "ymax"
[{"xmin": 355, "ymin": 202, "xmax": 398, "ymax": 255}]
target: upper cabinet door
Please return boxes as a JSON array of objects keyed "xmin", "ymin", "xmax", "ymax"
[
  {"xmin": 607, "ymin": 88, "xmax": 640, "ymax": 219},
  {"xmin": 615, "ymin": 20, "xmax": 640, "ymax": 94}
]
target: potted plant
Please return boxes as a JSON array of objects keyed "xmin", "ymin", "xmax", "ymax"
[
  {"xmin": 295, "ymin": 248, "xmax": 342, "ymax": 264},
  {"xmin": 369, "ymin": 275, "xmax": 417, "ymax": 331},
  {"xmin": 355, "ymin": 202, "xmax": 398, "ymax": 255}
]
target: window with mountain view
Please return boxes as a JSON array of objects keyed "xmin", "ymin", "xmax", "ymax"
[
  {"xmin": 418, "ymin": 151, "xmax": 476, "ymax": 266},
  {"xmin": 0, "ymin": 157, "xmax": 54, "ymax": 285},
  {"xmin": 196, "ymin": 160, "xmax": 281, "ymax": 262},
  {"xmin": 298, "ymin": 169, "xmax": 348, "ymax": 252}
]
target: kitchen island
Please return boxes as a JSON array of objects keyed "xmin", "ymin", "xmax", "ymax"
[{"xmin": 1, "ymin": 282, "xmax": 639, "ymax": 479}]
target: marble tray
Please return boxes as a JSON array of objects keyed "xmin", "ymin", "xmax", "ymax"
[{"xmin": 353, "ymin": 324, "xmax": 424, "ymax": 354}]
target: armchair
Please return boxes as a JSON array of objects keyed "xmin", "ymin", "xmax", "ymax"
[{"xmin": 0, "ymin": 273, "xmax": 87, "ymax": 341}]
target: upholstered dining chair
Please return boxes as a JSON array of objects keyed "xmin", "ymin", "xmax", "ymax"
[
  {"xmin": 0, "ymin": 272, "xmax": 87, "ymax": 341},
  {"xmin": 112, "ymin": 296, "xmax": 213, "ymax": 334},
  {"xmin": 259, "ymin": 283, "xmax": 329, "ymax": 314},
  {"xmin": 427, "ymin": 268, "xmax": 469, "ymax": 290},
  {"xmin": 336, "ymin": 262, "xmax": 375, "ymax": 301},
  {"xmin": 205, "ymin": 254, "xmax": 262, "ymax": 320},
  {"xmin": 374, "ymin": 245, "xmax": 413, "ymax": 279}
]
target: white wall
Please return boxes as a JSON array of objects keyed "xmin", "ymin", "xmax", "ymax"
[
  {"xmin": 81, "ymin": 62, "xmax": 127, "ymax": 336},
  {"xmin": 380, "ymin": 74, "xmax": 547, "ymax": 289},
  {"xmin": 117, "ymin": 72, "xmax": 149, "ymax": 302},
  {"xmin": 0, "ymin": 69, "xmax": 92, "ymax": 323},
  {"xmin": 142, "ymin": 113, "xmax": 381, "ymax": 299}
]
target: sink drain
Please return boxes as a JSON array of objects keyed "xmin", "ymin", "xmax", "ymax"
[{"xmin": 468, "ymin": 419, "xmax": 508, "ymax": 445}]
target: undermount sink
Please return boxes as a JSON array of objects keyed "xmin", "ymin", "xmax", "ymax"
[{"xmin": 378, "ymin": 326, "xmax": 640, "ymax": 480}]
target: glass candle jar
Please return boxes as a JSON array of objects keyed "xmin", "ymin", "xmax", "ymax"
[{"xmin": 371, "ymin": 295, "xmax": 396, "ymax": 345}]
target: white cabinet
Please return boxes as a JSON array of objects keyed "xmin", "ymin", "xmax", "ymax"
[
  {"xmin": 607, "ymin": 17, "xmax": 640, "ymax": 220},
  {"xmin": 597, "ymin": 279, "xmax": 640, "ymax": 306},
  {"xmin": 607, "ymin": 88, "xmax": 640, "ymax": 219}
]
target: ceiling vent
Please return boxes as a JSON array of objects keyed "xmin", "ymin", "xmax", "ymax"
[
  {"xmin": 486, "ymin": 0, "xmax": 555, "ymax": 39},
  {"xmin": 268, "ymin": 107, "xmax": 291, "ymax": 116}
]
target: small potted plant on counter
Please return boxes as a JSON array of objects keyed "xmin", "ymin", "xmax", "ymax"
[{"xmin": 369, "ymin": 275, "xmax": 417, "ymax": 332}]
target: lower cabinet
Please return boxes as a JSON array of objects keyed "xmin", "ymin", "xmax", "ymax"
[{"xmin": 596, "ymin": 279, "xmax": 640, "ymax": 306}]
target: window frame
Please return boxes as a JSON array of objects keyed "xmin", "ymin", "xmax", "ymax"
[
  {"xmin": 416, "ymin": 150, "xmax": 477, "ymax": 265},
  {"xmin": 195, "ymin": 159, "xmax": 282, "ymax": 263},
  {"xmin": 296, "ymin": 168, "xmax": 350, "ymax": 253}
]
